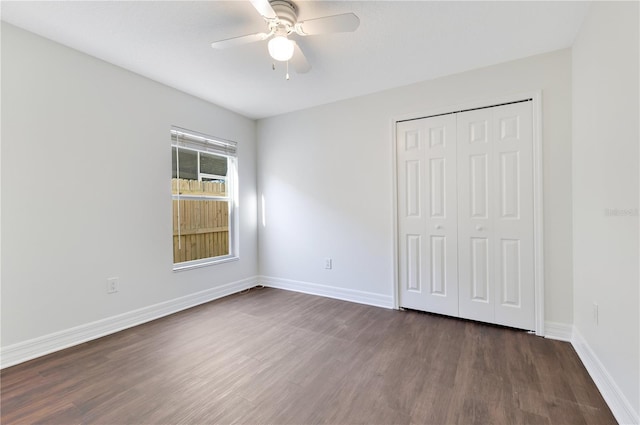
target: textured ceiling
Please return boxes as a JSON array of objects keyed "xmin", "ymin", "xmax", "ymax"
[{"xmin": 1, "ymin": 1, "xmax": 590, "ymax": 119}]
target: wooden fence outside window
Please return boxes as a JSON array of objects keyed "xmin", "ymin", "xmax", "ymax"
[{"xmin": 172, "ymin": 178, "xmax": 229, "ymax": 263}]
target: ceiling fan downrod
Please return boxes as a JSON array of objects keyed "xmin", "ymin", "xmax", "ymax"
[{"xmin": 268, "ymin": 0, "xmax": 298, "ymax": 31}]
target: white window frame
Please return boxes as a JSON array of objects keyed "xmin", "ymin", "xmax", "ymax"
[{"xmin": 171, "ymin": 126, "xmax": 239, "ymax": 271}]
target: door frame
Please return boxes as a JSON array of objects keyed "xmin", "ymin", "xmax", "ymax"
[{"xmin": 390, "ymin": 90, "xmax": 545, "ymax": 336}]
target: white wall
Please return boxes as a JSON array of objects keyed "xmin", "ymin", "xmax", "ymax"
[
  {"xmin": 1, "ymin": 23, "xmax": 258, "ymax": 347},
  {"xmin": 257, "ymin": 49, "xmax": 573, "ymax": 324},
  {"xmin": 572, "ymin": 1, "xmax": 639, "ymax": 419}
]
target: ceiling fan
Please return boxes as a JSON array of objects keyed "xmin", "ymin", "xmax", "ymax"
[{"xmin": 210, "ymin": 0, "xmax": 360, "ymax": 77}]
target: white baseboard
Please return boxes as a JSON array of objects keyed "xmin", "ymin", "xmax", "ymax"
[
  {"xmin": 259, "ymin": 275, "xmax": 394, "ymax": 309},
  {"xmin": 0, "ymin": 276, "xmax": 258, "ymax": 369},
  {"xmin": 545, "ymin": 323, "xmax": 638, "ymax": 424},
  {"xmin": 572, "ymin": 328, "xmax": 639, "ymax": 425},
  {"xmin": 544, "ymin": 321, "xmax": 573, "ymax": 341}
]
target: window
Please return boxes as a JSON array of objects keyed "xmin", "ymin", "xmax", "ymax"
[{"xmin": 171, "ymin": 126, "xmax": 238, "ymax": 270}]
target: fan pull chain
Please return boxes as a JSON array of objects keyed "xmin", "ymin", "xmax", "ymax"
[{"xmin": 271, "ymin": 62, "xmax": 289, "ymax": 80}]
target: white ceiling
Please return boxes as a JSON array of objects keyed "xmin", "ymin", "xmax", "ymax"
[{"xmin": 1, "ymin": 1, "xmax": 590, "ymax": 119}]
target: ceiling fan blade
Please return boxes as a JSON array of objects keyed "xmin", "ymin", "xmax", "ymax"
[
  {"xmin": 295, "ymin": 13, "xmax": 360, "ymax": 36},
  {"xmin": 250, "ymin": 0, "xmax": 277, "ymax": 19},
  {"xmin": 291, "ymin": 41, "xmax": 311, "ymax": 74},
  {"xmin": 211, "ymin": 32, "xmax": 269, "ymax": 49}
]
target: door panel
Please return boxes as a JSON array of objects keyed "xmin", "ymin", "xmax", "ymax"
[
  {"xmin": 499, "ymin": 152, "xmax": 521, "ymax": 219},
  {"xmin": 430, "ymin": 235, "xmax": 446, "ymax": 295},
  {"xmin": 470, "ymin": 237, "xmax": 490, "ymax": 302},
  {"xmin": 430, "ymin": 158, "xmax": 446, "ymax": 217},
  {"xmin": 470, "ymin": 154, "xmax": 489, "ymax": 218},
  {"xmin": 457, "ymin": 108, "xmax": 495, "ymax": 323},
  {"xmin": 500, "ymin": 239, "xmax": 521, "ymax": 306},
  {"xmin": 405, "ymin": 160, "xmax": 421, "ymax": 217},
  {"xmin": 492, "ymin": 102, "xmax": 534, "ymax": 330},
  {"xmin": 406, "ymin": 234, "xmax": 422, "ymax": 291},
  {"xmin": 397, "ymin": 120, "xmax": 426, "ymax": 309},
  {"xmin": 457, "ymin": 102, "xmax": 534, "ymax": 329},
  {"xmin": 397, "ymin": 115, "xmax": 458, "ymax": 315}
]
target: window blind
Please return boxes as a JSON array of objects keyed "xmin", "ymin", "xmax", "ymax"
[{"xmin": 171, "ymin": 126, "xmax": 237, "ymax": 156}]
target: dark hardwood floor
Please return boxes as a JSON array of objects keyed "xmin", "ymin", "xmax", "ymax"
[{"xmin": 1, "ymin": 287, "xmax": 616, "ymax": 424}]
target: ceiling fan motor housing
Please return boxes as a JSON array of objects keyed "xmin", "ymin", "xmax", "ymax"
[{"xmin": 270, "ymin": 0, "xmax": 298, "ymax": 28}]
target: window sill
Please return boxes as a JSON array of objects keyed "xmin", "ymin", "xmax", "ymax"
[{"xmin": 172, "ymin": 255, "xmax": 239, "ymax": 272}]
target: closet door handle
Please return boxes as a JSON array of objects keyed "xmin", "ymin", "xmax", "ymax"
[
  {"xmin": 476, "ymin": 225, "xmax": 484, "ymax": 231},
  {"xmin": 435, "ymin": 224, "xmax": 442, "ymax": 230}
]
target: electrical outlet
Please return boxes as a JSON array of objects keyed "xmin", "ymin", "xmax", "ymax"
[
  {"xmin": 593, "ymin": 303, "xmax": 599, "ymax": 326},
  {"xmin": 324, "ymin": 258, "xmax": 332, "ymax": 270},
  {"xmin": 107, "ymin": 277, "xmax": 119, "ymax": 294}
]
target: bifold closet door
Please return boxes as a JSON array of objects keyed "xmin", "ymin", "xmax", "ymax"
[
  {"xmin": 457, "ymin": 102, "xmax": 535, "ymax": 330},
  {"xmin": 397, "ymin": 115, "xmax": 458, "ymax": 316}
]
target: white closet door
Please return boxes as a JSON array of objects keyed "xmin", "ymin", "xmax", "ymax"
[
  {"xmin": 457, "ymin": 102, "xmax": 534, "ymax": 329},
  {"xmin": 457, "ymin": 108, "xmax": 495, "ymax": 323},
  {"xmin": 492, "ymin": 102, "xmax": 534, "ymax": 330},
  {"xmin": 397, "ymin": 115, "xmax": 458, "ymax": 316}
]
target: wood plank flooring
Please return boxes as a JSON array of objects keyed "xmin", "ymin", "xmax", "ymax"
[{"xmin": 1, "ymin": 288, "xmax": 616, "ymax": 424}]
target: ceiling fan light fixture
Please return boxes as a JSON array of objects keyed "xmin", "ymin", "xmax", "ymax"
[{"xmin": 268, "ymin": 35, "xmax": 294, "ymax": 61}]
